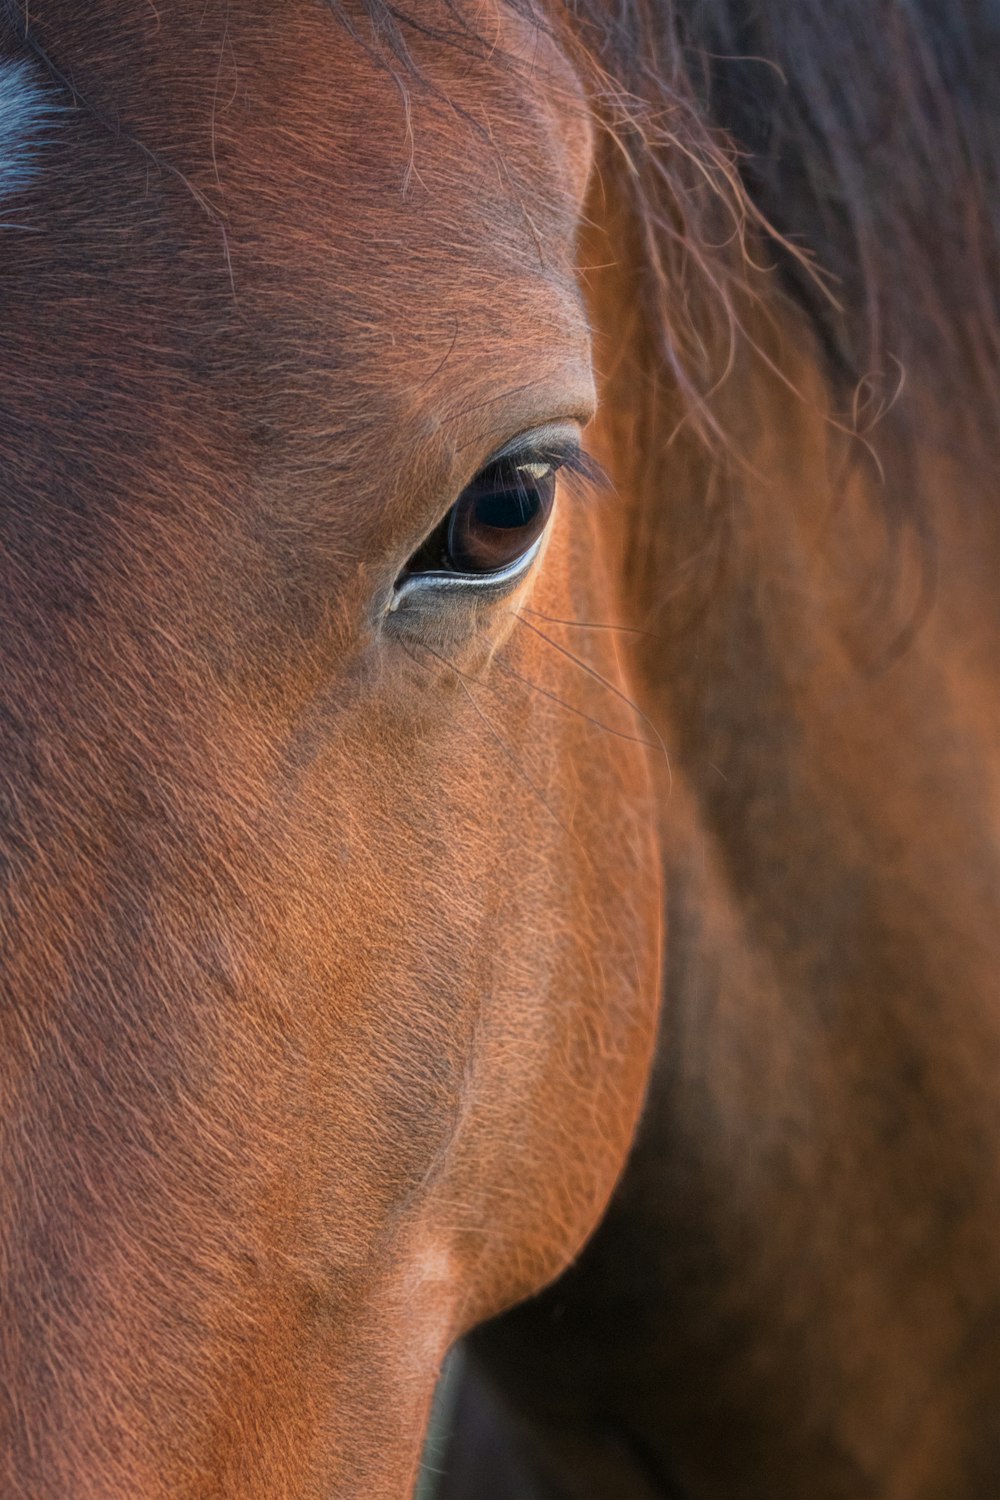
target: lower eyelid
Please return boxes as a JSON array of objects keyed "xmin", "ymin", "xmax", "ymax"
[{"xmin": 386, "ymin": 533, "xmax": 545, "ymax": 618}]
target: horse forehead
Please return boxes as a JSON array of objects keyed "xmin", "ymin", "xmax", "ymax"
[
  {"xmin": 9, "ymin": 2, "xmax": 592, "ymax": 272},
  {"xmin": 219, "ymin": 11, "xmax": 595, "ymax": 332},
  {"xmin": 0, "ymin": 57, "xmax": 59, "ymax": 200},
  {"xmin": 245, "ymin": 3, "xmax": 594, "ymax": 242},
  {"xmin": 461, "ymin": 0, "xmax": 595, "ymax": 203}
]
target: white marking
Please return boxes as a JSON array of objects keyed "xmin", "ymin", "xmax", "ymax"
[{"xmin": 0, "ymin": 57, "xmax": 60, "ymax": 203}]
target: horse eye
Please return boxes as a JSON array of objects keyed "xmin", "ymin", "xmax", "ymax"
[{"xmin": 406, "ymin": 458, "xmax": 557, "ymax": 579}]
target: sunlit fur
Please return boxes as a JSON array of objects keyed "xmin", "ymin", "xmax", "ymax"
[{"xmin": 0, "ymin": 4, "xmax": 663, "ymax": 1498}]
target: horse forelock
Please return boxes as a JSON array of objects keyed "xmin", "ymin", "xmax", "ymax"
[{"xmin": 0, "ymin": 55, "xmax": 59, "ymax": 201}]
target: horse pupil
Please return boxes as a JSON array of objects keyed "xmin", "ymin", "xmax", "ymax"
[
  {"xmin": 474, "ymin": 485, "xmax": 539, "ymax": 530},
  {"xmin": 401, "ymin": 458, "xmax": 558, "ymax": 581}
]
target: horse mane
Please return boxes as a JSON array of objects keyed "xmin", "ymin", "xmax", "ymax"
[
  {"xmin": 678, "ymin": 0, "xmax": 1000, "ymax": 400},
  {"xmin": 542, "ymin": 0, "xmax": 1000, "ymax": 652},
  {"xmin": 589, "ymin": 0, "xmax": 1000, "ymax": 445},
  {"xmin": 585, "ymin": 1, "xmax": 1000, "ymax": 662}
]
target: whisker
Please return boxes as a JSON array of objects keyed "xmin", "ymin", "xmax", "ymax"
[
  {"xmin": 493, "ymin": 658, "xmax": 661, "ymax": 751},
  {"xmin": 405, "ymin": 639, "xmax": 581, "ymax": 846},
  {"xmin": 519, "ymin": 603, "xmax": 661, "ymax": 642},
  {"xmin": 513, "ymin": 612, "xmax": 673, "ymax": 797}
]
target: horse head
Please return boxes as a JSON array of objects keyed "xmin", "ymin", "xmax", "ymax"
[{"xmin": 0, "ymin": 4, "xmax": 661, "ymax": 1495}]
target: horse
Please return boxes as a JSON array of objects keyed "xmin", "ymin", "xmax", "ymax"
[
  {"xmin": 0, "ymin": 4, "xmax": 667, "ymax": 1497},
  {"xmin": 3, "ymin": 3, "xmax": 999, "ymax": 1499},
  {"xmin": 431, "ymin": 3, "xmax": 1000, "ymax": 1497}
]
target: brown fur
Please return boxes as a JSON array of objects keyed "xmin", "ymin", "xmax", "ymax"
[
  {"xmin": 6, "ymin": 0, "xmax": 1000, "ymax": 1495},
  {"xmin": 0, "ymin": 5, "xmax": 663, "ymax": 1497}
]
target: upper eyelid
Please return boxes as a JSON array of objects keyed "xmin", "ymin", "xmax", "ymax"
[
  {"xmin": 474, "ymin": 430, "xmax": 607, "ymax": 494},
  {"xmin": 473, "ymin": 421, "xmax": 584, "ymax": 475}
]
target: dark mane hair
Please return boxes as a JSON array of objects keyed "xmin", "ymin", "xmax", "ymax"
[
  {"xmin": 550, "ymin": 0, "xmax": 1000, "ymax": 650},
  {"xmin": 607, "ymin": 1, "xmax": 1000, "ymax": 419},
  {"xmin": 680, "ymin": 0, "xmax": 1000, "ymax": 396}
]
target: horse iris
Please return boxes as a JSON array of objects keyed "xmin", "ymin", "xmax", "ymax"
[
  {"xmin": 407, "ymin": 459, "xmax": 556, "ymax": 579},
  {"xmin": 446, "ymin": 461, "xmax": 555, "ymax": 573}
]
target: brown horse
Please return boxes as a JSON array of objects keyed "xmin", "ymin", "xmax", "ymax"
[
  {"xmin": 436, "ymin": 2, "xmax": 1000, "ymax": 1498},
  {"xmin": 0, "ymin": 4, "xmax": 666, "ymax": 1497},
  {"xmin": 4, "ymin": 3, "xmax": 1000, "ymax": 1499}
]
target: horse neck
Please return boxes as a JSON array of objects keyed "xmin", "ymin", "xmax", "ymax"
[
  {"xmin": 584, "ymin": 184, "xmax": 1000, "ymax": 1475},
  {"xmin": 584, "ymin": 160, "xmax": 1000, "ymax": 923}
]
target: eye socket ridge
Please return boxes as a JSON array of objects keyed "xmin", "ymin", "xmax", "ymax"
[{"xmin": 398, "ymin": 424, "xmax": 598, "ymax": 590}]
